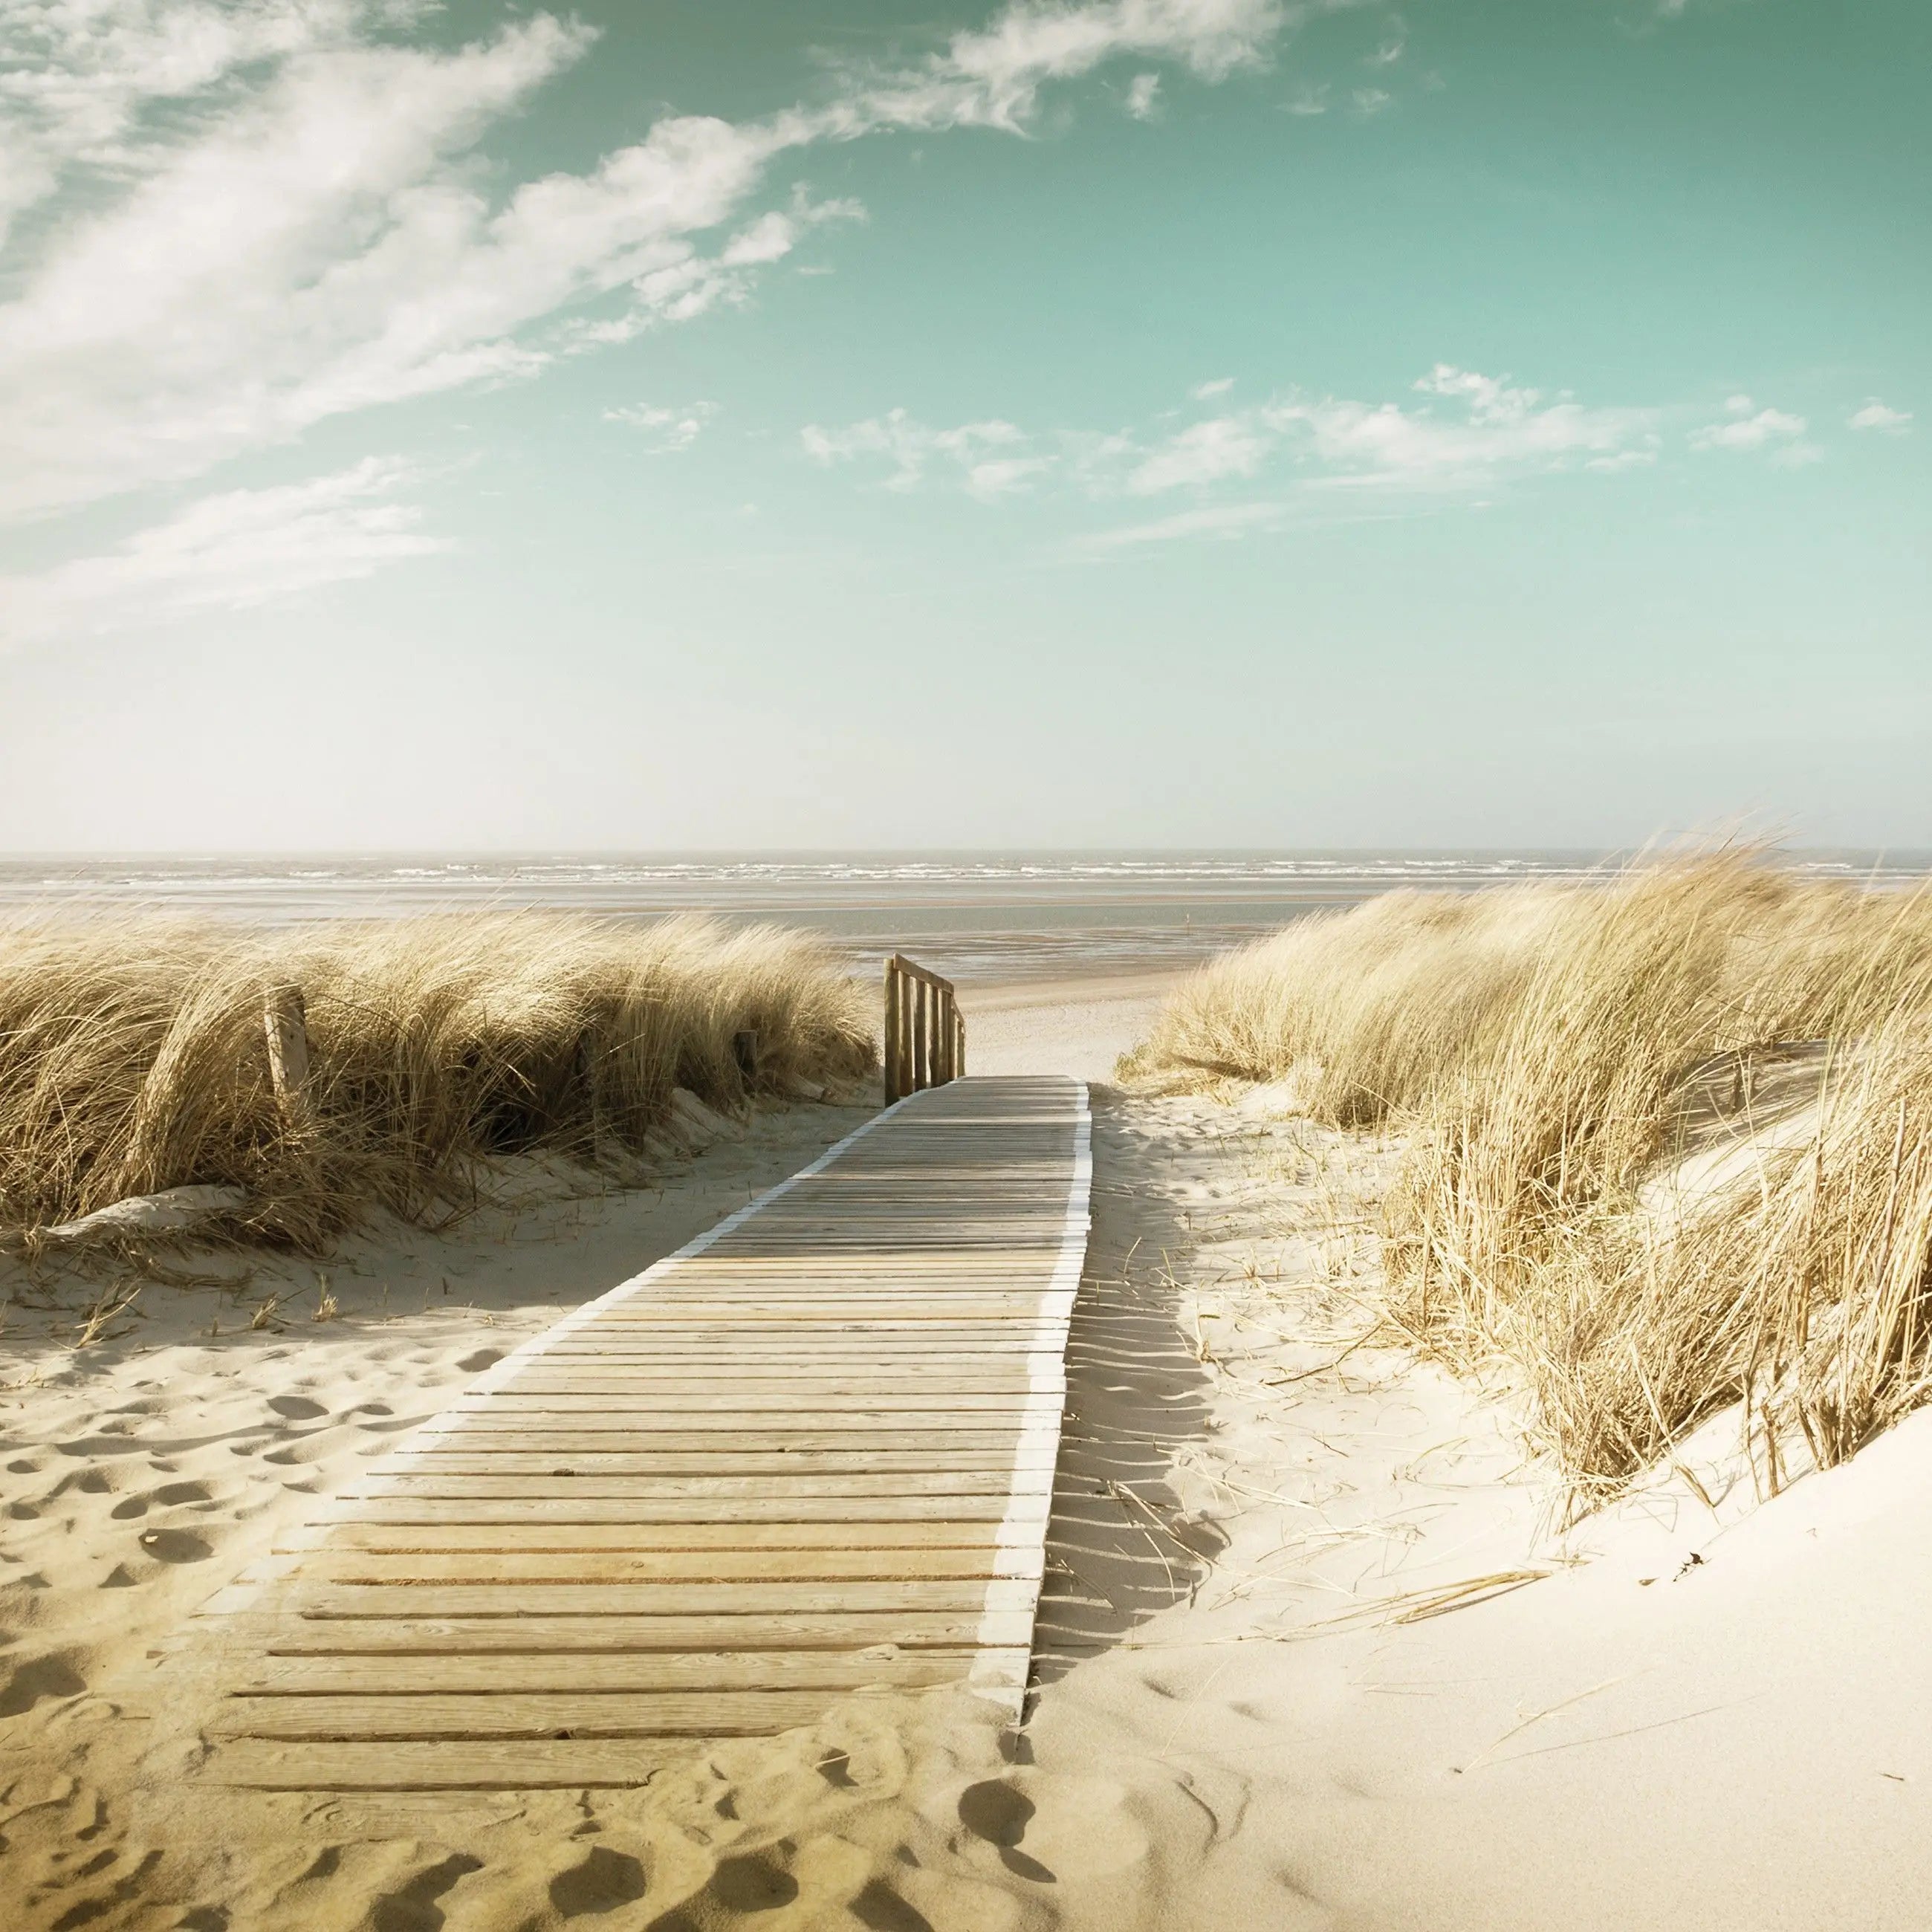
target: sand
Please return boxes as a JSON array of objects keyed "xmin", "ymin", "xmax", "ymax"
[
  {"xmin": 5, "ymin": 985, "xmax": 1932, "ymax": 1928},
  {"xmin": 959, "ymin": 973, "xmax": 1179, "ymax": 1084}
]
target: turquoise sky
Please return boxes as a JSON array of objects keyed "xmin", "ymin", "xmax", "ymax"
[{"xmin": 0, "ymin": 0, "xmax": 1924, "ymax": 851}]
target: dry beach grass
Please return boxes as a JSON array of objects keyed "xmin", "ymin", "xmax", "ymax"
[
  {"xmin": 1124, "ymin": 852, "xmax": 1932, "ymax": 1503},
  {"xmin": 0, "ymin": 911, "xmax": 875, "ymax": 1254}
]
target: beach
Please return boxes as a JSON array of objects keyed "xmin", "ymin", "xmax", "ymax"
[{"xmin": 6, "ymin": 954, "xmax": 1931, "ymax": 1929}]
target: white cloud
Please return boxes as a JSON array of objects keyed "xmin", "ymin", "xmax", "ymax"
[
  {"xmin": 603, "ymin": 401, "xmax": 719, "ymax": 453},
  {"xmin": 801, "ymin": 409, "xmax": 1045, "ymax": 498},
  {"xmin": 1191, "ymin": 376, "xmax": 1236, "ymax": 399},
  {"xmin": 1352, "ymin": 85, "xmax": 1391, "ymax": 114},
  {"xmin": 1282, "ymin": 81, "xmax": 1329, "ymax": 113},
  {"xmin": 807, "ymin": 364, "xmax": 1660, "ymax": 518},
  {"xmin": 1690, "ymin": 395, "xmax": 1821, "ymax": 465},
  {"xmin": 1124, "ymin": 71, "xmax": 1163, "ymax": 116},
  {"xmin": 1850, "ymin": 399, "xmax": 1913, "ymax": 435},
  {"xmin": 1072, "ymin": 499, "xmax": 1288, "ymax": 552},
  {"xmin": 1127, "ymin": 415, "xmax": 1271, "ymax": 492},
  {"xmin": 852, "ymin": 0, "xmax": 1300, "ymax": 133},
  {"xmin": 0, "ymin": 0, "xmax": 403, "ymax": 248},
  {"xmin": 1254, "ymin": 364, "xmax": 1657, "ymax": 488},
  {"xmin": 1, "ymin": 0, "xmax": 1313, "ymax": 523},
  {"xmin": 0, "ymin": 457, "xmax": 450, "ymax": 647},
  {"xmin": 1367, "ymin": 25, "xmax": 1407, "ymax": 65}
]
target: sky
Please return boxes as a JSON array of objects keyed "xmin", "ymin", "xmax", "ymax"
[{"xmin": 0, "ymin": 0, "xmax": 1925, "ymax": 853}]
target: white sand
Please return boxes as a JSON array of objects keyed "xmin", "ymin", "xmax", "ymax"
[
  {"xmin": 958, "ymin": 972, "xmax": 1179, "ymax": 1083},
  {"xmin": 5, "ymin": 986, "xmax": 1931, "ymax": 1928}
]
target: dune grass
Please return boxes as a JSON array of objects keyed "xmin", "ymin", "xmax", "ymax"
[
  {"xmin": 0, "ymin": 912, "xmax": 875, "ymax": 1253},
  {"xmin": 1123, "ymin": 854, "xmax": 1932, "ymax": 1503}
]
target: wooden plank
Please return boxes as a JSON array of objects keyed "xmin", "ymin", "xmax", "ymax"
[
  {"xmin": 342, "ymin": 1472, "xmax": 1048, "ymax": 1498},
  {"xmin": 281, "ymin": 1549, "xmax": 1043, "ymax": 1586},
  {"xmin": 321, "ymin": 1495, "xmax": 1031, "ymax": 1526},
  {"xmin": 448, "ymin": 1395, "xmax": 1054, "ymax": 1416},
  {"xmin": 239, "ymin": 1649, "xmax": 982, "ymax": 1695},
  {"xmin": 282, "ymin": 1580, "xmax": 1012, "ymax": 1618},
  {"xmin": 253, "ymin": 1609, "xmax": 1037, "ymax": 1653},
  {"xmin": 359, "ymin": 1453, "xmax": 1058, "ymax": 1483},
  {"xmin": 212, "ymin": 1688, "xmax": 877, "ymax": 1741},
  {"xmin": 205, "ymin": 1739, "xmax": 686, "ymax": 1790},
  {"xmin": 308, "ymin": 1523, "xmax": 1017, "ymax": 1553}
]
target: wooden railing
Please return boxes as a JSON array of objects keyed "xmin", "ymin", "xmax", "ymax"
[{"xmin": 883, "ymin": 955, "xmax": 965, "ymax": 1104}]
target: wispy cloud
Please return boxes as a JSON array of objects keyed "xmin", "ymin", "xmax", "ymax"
[
  {"xmin": 1191, "ymin": 377, "xmax": 1236, "ymax": 399},
  {"xmin": 603, "ymin": 401, "xmax": 719, "ymax": 452},
  {"xmin": 802, "ymin": 409, "xmax": 1048, "ymax": 498},
  {"xmin": 0, "ymin": 457, "xmax": 450, "ymax": 648},
  {"xmin": 1351, "ymin": 85, "xmax": 1392, "ymax": 114},
  {"xmin": 1124, "ymin": 71, "xmax": 1162, "ymax": 117},
  {"xmin": 1849, "ymin": 399, "xmax": 1913, "ymax": 435},
  {"xmin": 0, "ymin": 0, "xmax": 395, "ymax": 250},
  {"xmin": 1074, "ymin": 499, "xmax": 1290, "ymax": 552},
  {"xmin": 802, "ymin": 364, "xmax": 1662, "ymax": 514},
  {"xmin": 1690, "ymin": 395, "xmax": 1821, "ymax": 466},
  {"xmin": 1366, "ymin": 24, "xmax": 1407, "ymax": 65},
  {"xmin": 1127, "ymin": 415, "xmax": 1271, "ymax": 492},
  {"xmin": 1, "ymin": 0, "xmax": 1333, "ymax": 521}
]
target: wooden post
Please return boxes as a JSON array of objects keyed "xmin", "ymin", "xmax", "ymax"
[
  {"xmin": 898, "ymin": 963, "xmax": 911, "ymax": 1097},
  {"xmin": 263, "ymin": 987, "xmax": 315, "ymax": 1136},
  {"xmin": 883, "ymin": 960, "xmax": 901, "ymax": 1103},
  {"xmin": 733, "ymin": 1029, "xmax": 759, "ymax": 1085},
  {"xmin": 955, "ymin": 1007, "xmax": 966, "ymax": 1077},
  {"xmin": 898, "ymin": 963, "xmax": 912, "ymax": 1098},
  {"xmin": 938, "ymin": 988, "xmax": 954, "ymax": 1083},
  {"xmin": 913, "ymin": 976, "xmax": 930, "ymax": 1092}
]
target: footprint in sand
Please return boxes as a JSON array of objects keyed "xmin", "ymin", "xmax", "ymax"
[
  {"xmin": 457, "ymin": 1349, "xmax": 504, "ymax": 1373},
  {"xmin": 706, "ymin": 1854, "xmax": 800, "ymax": 1912},
  {"xmin": 268, "ymin": 1395, "xmax": 328, "ymax": 1422},
  {"xmin": 958, "ymin": 1782, "xmax": 1057, "ymax": 1883},
  {"xmin": 548, "ymin": 1845, "xmax": 648, "ymax": 1916},
  {"xmin": 137, "ymin": 1527, "xmax": 213, "ymax": 1563},
  {"xmin": 849, "ymin": 1878, "xmax": 939, "ymax": 1932},
  {"xmin": 0, "ymin": 1647, "xmax": 87, "ymax": 1717},
  {"xmin": 961, "ymin": 1775, "xmax": 1151, "ymax": 1887},
  {"xmin": 369, "ymin": 1851, "xmax": 484, "ymax": 1932}
]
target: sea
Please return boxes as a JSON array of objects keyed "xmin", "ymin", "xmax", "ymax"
[{"xmin": 0, "ymin": 852, "xmax": 1925, "ymax": 987}]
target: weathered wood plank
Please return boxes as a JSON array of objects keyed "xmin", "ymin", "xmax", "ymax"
[
  {"xmin": 239, "ymin": 1648, "xmax": 983, "ymax": 1695},
  {"xmin": 308, "ymin": 1522, "xmax": 1019, "ymax": 1553},
  {"xmin": 205, "ymin": 1739, "xmax": 686, "ymax": 1790},
  {"xmin": 277, "ymin": 1548, "xmax": 1044, "ymax": 1586},
  {"xmin": 281, "ymin": 1579, "xmax": 1022, "ymax": 1618},
  {"xmin": 212, "ymin": 1688, "xmax": 881, "ymax": 1741},
  {"xmin": 253, "ymin": 1609, "xmax": 1038, "ymax": 1653}
]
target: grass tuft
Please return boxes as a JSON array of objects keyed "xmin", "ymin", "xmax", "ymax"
[
  {"xmin": 1124, "ymin": 851, "xmax": 1932, "ymax": 1500},
  {"xmin": 0, "ymin": 911, "xmax": 875, "ymax": 1252}
]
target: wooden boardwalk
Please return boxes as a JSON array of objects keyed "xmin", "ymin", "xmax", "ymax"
[{"xmin": 200, "ymin": 1074, "xmax": 1091, "ymax": 1791}]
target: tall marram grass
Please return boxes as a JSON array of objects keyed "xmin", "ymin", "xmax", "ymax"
[
  {"xmin": 0, "ymin": 912, "xmax": 874, "ymax": 1251},
  {"xmin": 1123, "ymin": 854, "xmax": 1932, "ymax": 1504}
]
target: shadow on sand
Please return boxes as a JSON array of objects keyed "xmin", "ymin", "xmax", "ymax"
[{"xmin": 1029, "ymin": 1089, "xmax": 1224, "ymax": 1699}]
